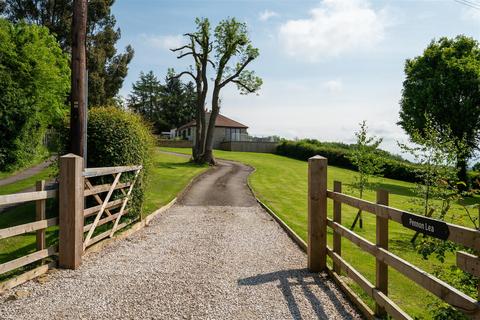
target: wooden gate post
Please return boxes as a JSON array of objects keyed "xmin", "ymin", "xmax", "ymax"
[
  {"xmin": 308, "ymin": 155, "xmax": 328, "ymax": 272},
  {"xmin": 376, "ymin": 189, "xmax": 389, "ymax": 316},
  {"xmin": 35, "ymin": 180, "xmax": 46, "ymax": 253},
  {"xmin": 59, "ymin": 154, "xmax": 84, "ymax": 269}
]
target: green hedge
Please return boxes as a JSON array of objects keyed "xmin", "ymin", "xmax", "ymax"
[
  {"xmin": 276, "ymin": 140, "xmax": 419, "ymax": 182},
  {"xmin": 87, "ymin": 107, "xmax": 155, "ymax": 218}
]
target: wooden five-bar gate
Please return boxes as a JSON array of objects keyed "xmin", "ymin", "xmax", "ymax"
[
  {"xmin": 307, "ymin": 155, "xmax": 480, "ymax": 319},
  {"xmin": 0, "ymin": 154, "xmax": 142, "ymax": 288}
]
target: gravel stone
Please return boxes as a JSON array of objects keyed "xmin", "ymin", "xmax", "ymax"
[{"xmin": 0, "ymin": 160, "xmax": 363, "ymax": 319}]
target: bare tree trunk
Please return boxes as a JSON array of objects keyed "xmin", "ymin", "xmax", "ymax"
[
  {"xmin": 192, "ymin": 105, "xmax": 202, "ymax": 160},
  {"xmin": 202, "ymin": 89, "xmax": 220, "ymax": 164},
  {"xmin": 199, "ymin": 108, "xmax": 206, "ymax": 154},
  {"xmin": 70, "ymin": 0, "xmax": 88, "ymax": 157}
]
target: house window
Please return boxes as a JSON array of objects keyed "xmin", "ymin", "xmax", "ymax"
[
  {"xmin": 225, "ymin": 128, "xmax": 241, "ymax": 141},
  {"xmin": 188, "ymin": 127, "xmax": 191, "ymax": 136}
]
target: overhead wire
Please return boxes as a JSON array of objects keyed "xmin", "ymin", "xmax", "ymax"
[{"xmin": 454, "ymin": 0, "xmax": 480, "ymax": 11}]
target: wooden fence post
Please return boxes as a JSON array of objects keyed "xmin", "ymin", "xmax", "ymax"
[
  {"xmin": 35, "ymin": 180, "xmax": 46, "ymax": 254},
  {"xmin": 308, "ymin": 155, "xmax": 328, "ymax": 272},
  {"xmin": 333, "ymin": 180, "xmax": 342, "ymax": 274},
  {"xmin": 376, "ymin": 189, "xmax": 389, "ymax": 316},
  {"xmin": 59, "ymin": 154, "xmax": 84, "ymax": 269}
]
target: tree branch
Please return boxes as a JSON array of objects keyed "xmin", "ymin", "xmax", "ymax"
[
  {"xmin": 231, "ymin": 80, "xmax": 256, "ymax": 93},
  {"xmin": 219, "ymin": 56, "xmax": 254, "ymax": 87},
  {"xmin": 184, "ymin": 33, "xmax": 202, "ymax": 46},
  {"xmin": 207, "ymin": 59, "xmax": 216, "ymax": 68},
  {"xmin": 177, "ymin": 52, "xmax": 196, "ymax": 59},
  {"xmin": 169, "ymin": 71, "xmax": 196, "ymax": 81},
  {"xmin": 170, "ymin": 45, "xmax": 192, "ymax": 52}
]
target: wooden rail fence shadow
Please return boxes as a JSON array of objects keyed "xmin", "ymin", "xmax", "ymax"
[{"xmin": 307, "ymin": 155, "xmax": 480, "ymax": 320}]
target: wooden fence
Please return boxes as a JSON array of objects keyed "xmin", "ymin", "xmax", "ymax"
[
  {"xmin": 0, "ymin": 181, "xmax": 59, "ymax": 290},
  {"xmin": 0, "ymin": 153, "xmax": 142, "ymax": 288},
  {"xmin": 82, "ymin": 164, "xmax": 142, "ymax": 250},
  {"xmin": 307, "ymin": 155, "xmax": 480, "ymax": 319}
]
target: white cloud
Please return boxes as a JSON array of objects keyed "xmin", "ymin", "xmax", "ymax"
[
  {"xmin": 141, "ymin": 34, "xmax": 184, "ymax": 50},
  {"xmin": 323, "ymin": 79, "xmax": 343, "ymax": 93},
  {"xmin": 462, "ymin": 7, "xmax": 480, "ymax": 21},
  {"xmin": 279, "ymin": 0, "xmax": 389, "ymax": 61},
  {"xmin": 259, "ymin": 10, "xmax": 279, "ymax": 21}
]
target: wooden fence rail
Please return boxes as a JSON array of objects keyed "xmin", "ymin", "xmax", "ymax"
[
  {"xmin": 0, "ymin": 154, "xmax": 143, "ymax": 292},
  {"xmin": 307, "ymin": 155, "xmax": 480, "ymax": 320},
  {"xmin": 82, "ymin": 164, "xmax": 141, "ymax": 250},
  {"xmin": 0, "ymin": 180, "xmax": 59, "ymax": 285}
]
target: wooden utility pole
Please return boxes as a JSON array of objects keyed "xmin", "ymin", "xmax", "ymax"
[{"xmin": 70, "ymin": 0, "xmax": 88, "ymax": 157}]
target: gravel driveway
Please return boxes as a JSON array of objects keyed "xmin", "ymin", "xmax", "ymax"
[{"xmin": 0, "ymin": 159, "xmax": 362, "ymax": 319}]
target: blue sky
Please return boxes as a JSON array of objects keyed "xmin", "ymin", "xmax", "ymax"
[{"xmin": 112, "ymin": 0, "xmax": 479, "ymax": 156}]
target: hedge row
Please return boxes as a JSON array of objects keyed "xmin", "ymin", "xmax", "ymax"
[
  {"xmin": 87, "ymin": 107, "xmax": 155, "ymax": 219},
  {"xmin": 276, "ymin": 140, "xmax": 419, "ymax": 182}
]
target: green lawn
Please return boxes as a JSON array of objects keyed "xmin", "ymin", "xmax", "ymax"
[
  {"xmin": 0, "ymin": 148, "xmax": 207, "ymax": 280},
  {"xmin": 0, "ymin": 165, "xmax": 57, "ymax": 195},
  {"xmin": 0, "ymin": 150, "xmax": 51, "ymax": 181},
  {"xmin": 142, "ymin": 149, "xmax": 208, "ymax": 217},
  {"xmin": 160, "ymin": 147, "xmax": 480, "ymax": 319}
]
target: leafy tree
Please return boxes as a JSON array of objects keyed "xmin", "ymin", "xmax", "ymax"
[
  {"xmin": 0, "ymin": 0, "xmax": 134, "ymax": 106},
  {"xmin": 347, "ymin": 121, "xmax": 383, "ymax": 229},
  {"xmin": 398, "ymin": 35, "xmax": 480, "ymax": 186},
  {"xmin": 172, "ymin": 17, "xmax": 262, "ymax": 164},
  {"xmin": 127, "ymin": 70, "xmax": 196, "ymax": 133},
  {"xmin": 127, "ymin": 71, "xmax": 165, "ymax": 132},
  {"xmin": 473, "ymin": 162, "xmax": 480, "ymax": 172},
  {"xmin": 0, "ymin": 19, "xmax": 70, "ymax": 170},
  {"xmin": 161, "ymin": 69, "xmax": 196, "ymax": 129}
]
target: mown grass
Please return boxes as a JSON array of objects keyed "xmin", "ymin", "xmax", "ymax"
[
  {"xmin": 0, "ymin": 165, "xmax": 57, "ymax": 195},
  {"xmin": 142, "ymin": 149, "xmax": 208, "ymax": 217},
  {"xmin": 0, "ymin": 149, "xmax": 51, "ymax": 181},
  {"xmin": 160, "ymin": 147, "xmax": 480, "ymax": 319},
  {"xmin": 0, "ymin": 148, "xmax": 207, "ymax": 281}
]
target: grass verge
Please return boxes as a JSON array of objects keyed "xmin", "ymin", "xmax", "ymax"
[{"xmin": 0, "ymin": 165, "xmax": 57, "ymax": 195}]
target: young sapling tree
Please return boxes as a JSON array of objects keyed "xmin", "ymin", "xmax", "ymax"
[{"xmin": 348, "ymin": 121, "xmax": 384, "ymax": 230}]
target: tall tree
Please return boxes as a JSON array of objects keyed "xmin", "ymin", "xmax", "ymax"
[
  {"xmin": 127, "ymin": 70, "xmax": 196, "ymax": 133},
  {"xmin": 172, "ymin": 17, "xmax": 262, "ymax": 164},
  {"xmin": 162, "ymin": 69, "xmax": 196, "ymax": 129},
  {"xmin": 0, "ymin": 0, "xmax": 134, "ymax": 106},
  {"xmin": 127, "ymin": 71, "xmax": 165, "ymax": 131},
  {"xmin": 171, "ymin": 18, "xmax": 211, "ymax": 161},
  {"xmin": 204, "ymin": 18, "xmax": 262, "ymax": 163},
  {"xmin": 0, "ymin": 19, "xmax": 70, "ymax": 170},
  {"xmin": 398, "ymin": 35, "xmax": 480, "ymax": 185}
]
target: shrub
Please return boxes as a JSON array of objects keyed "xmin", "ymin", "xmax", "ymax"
[
  {"xmin": 0, "ymin": 19, "xmax": 70, "ymax": 170},
  {"xmin": 276, "ymin": 140, "xmax": 419, "ymax": 182},
  {"xmin": 87, "ymin": 107, "xmax": 155, "ymax": 218},
  {"xmin": 468, "ymin": 171, "xmax": 480, "ymax": 190}
]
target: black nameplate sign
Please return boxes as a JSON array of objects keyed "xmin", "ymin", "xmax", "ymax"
[{"xmin": 401, "ymin": 212, "xmax": 450, "ymax": 240}]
